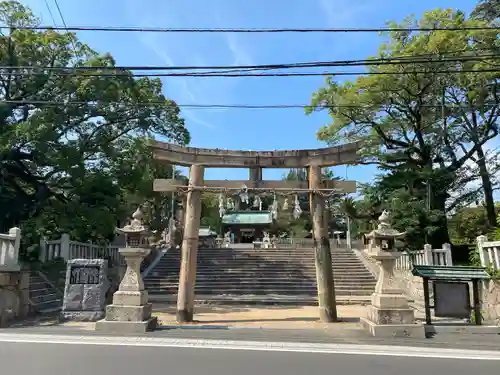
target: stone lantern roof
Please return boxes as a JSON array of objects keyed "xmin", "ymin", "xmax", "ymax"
[
  {"xmin": 365, "ymin": 210, "xmax": 406, "ymax": 240},
  {"xmin": 116, "ymin": 207, "xmax": 149, "ymax": 235}
]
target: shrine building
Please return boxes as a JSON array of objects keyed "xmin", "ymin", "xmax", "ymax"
[{"xmin": 221, "ymin": 210, "xmax": 274, "ymax": 243}]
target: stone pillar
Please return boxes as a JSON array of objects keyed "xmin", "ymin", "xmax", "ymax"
[
  {"xmin": 309, "ymin": 165, "xmax": 338, "ymax": 322},
  {"xmin": 249, "ymin": 167, "xmax": 262, "ymax": 182},
  {"xmin": 177, "ymin": 164, "xmax": 204, "ymax": 323},
  {"xmin": 360, "ymin": 250, "xmax": 424, "ymax": 337},
  {"xmin": 95, "ymin": 208, "xmax": 157, "ymax": 333}
]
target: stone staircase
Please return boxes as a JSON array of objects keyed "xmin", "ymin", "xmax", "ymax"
[
  {"xmin": 144, "ymin": 246, "xmax": 376, "ymax": 305},
  {"xmin": 29, "ymin": 271, "xmax": 63, "ymax": 313}
]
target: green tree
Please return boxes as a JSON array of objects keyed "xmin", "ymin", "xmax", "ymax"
[
  {"xmin": 448, "ymin": 206, "xmax": 493, "ymax": 245},
  {"xmin": 307, "ymin": 8, "xmax": 500, "ymax": 246},
  {"xmin": 0, "ymin": 1, "xmax": 189, "ymax": 238},
  {"xmin": 471, "ymin": 0, "xmax": 500, "ymax": 22}
]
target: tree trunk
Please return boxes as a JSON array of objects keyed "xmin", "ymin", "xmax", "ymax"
[
  {"xmin": 429, "ymin": 192, "xmax": 451, "ymax": 248},
  {"xmin": 476, "ymin": 146, "xmax": 497, "ymax": 228}
]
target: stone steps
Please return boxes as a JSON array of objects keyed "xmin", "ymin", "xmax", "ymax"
[
  {"xmin": 151, "ymin": 266, "xmax": 373, "ymax": 273},
  {"xmin": 148, "ymin": 273, "xmax": 374, "ymax": 284},
  {"xmin": 144, "ymin": 246, "xmax": 376, "ymax": 304},
  {"xmin": 147, "ymin": 289, "xmax": 372, "ymax": 296},
  {"xmin": 29, "ymin": 272, "xmax": 63, "ymax": 314},
  {"xmin": 160, "ymin": 262, "xmax": 362, "ymax": 266},
  {"xmin": 148, "ymin": 294, "xmax": 370, "ymax": 306}
]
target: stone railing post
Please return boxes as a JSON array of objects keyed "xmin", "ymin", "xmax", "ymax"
[
  {"xmin": 39, "ymin": 236, "xmax": 47, "ymax": 262},
  {"xmin": 60, "ymin": 233, "xmax": 71, "ymax": 261},
  {"xmin": 442, "ymin": 243, "xmax": 453, "ymax": 266},
  {"xmin": 10, "ymin": 227, "xmax": 21, "ymax": 270},
  {"xmin": 477, "ymin": 235, "xmax": 488, "ymax": 267},
  {"xmin": 423, "ymin": 244, "xmax": 433, "ymax": 265}
]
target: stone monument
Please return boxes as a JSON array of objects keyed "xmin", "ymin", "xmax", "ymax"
[
  {"xmin": 95, "ymin": 207, "xmax": 158, "ymax": 333},
  {"xmin": 360, "ymin": 210, "xmax": 425, "ymax": 337},
  {"xmin": 61, "ymin": 259, "xmax": 108, "ymax": 321}
]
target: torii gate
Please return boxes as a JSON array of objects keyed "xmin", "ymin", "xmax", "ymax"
[{"xmin": 150, "ymin": 140, "xmax": 360, "ymax": 323}]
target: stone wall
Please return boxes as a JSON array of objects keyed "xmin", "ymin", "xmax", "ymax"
[
  {"xmin": 392, "ymin": 269, "xmax": 426, "ymax": 305},
  {"xmin": 481, "ymin": 280, "xmax": 500, "ymax": 325},
  {"xmin": 0, "ymin": 271, "xmax": 30, "ymax": 327}
]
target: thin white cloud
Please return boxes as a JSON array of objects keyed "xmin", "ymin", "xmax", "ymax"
[
  {"xmin": 225, "ymin": 33, "xmax": 255, "ymax": 66},
  {"xmin": 136, "ymin": 33, "xmax": 218, "ymax": 128},
  {"xmin": 318, "ymin": 0, "xmax": 374, "ymax": 26},
  {"xmin": 121, "ymin": 0, "xmax": 258, "ymax": 132}
]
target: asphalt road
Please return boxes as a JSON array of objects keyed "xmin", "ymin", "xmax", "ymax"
[{"xmin": 1, "ymin": 340, "xmax": 499, "ymax": 375}]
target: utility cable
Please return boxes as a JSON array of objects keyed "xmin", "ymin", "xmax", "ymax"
[
  {"xmin": 52, "ymin": 0, "xmax": 78, "ymax": 53},
  {"xmin": 1, "ymin": 99, "xmax": 498, "ymax": 110},
  {"xmin": 1, "ymin": 68, "xmax": 498, "ymax": 78},
  {"xmin": 2, "ymin": 25, "xmax": 499, "ymax": 33},
  {"xmin": 2, "ymin": 53, "xmax": 498, "ymax": 73},
  {"xmin": 43, "ymin": 0, "xmax": 58, "ymax": 26}
]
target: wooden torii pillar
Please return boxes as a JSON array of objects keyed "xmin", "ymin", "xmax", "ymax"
[{"xmin": 150, "ymin": 141, "xmax": 360, "ymax": 323}]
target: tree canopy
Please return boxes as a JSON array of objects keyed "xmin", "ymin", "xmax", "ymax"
[
  {"xmin": 0, "ymin": 1, "xmax": 189, "ymax": 252},
  {"xmin": 307, "ymin": 7, "xmax": 500, "ymax": 247}
]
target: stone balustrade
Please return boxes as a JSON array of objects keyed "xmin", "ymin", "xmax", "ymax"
[
  {"xmin": 395, "ymin": 243, "xmax": 453, "ymax": 270},
  {"xmin": 0, "ymin": 227, "xmax": 21, "ymax": 271},
  {"xmin": 40, "ymin": 234, "xmax": 124, "ymax": 266},
  {"xmin": 477, "ymin": 236, "xmax": 500, "ymax": 271}
]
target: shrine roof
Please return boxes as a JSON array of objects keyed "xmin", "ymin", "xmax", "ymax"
[
  {"xmin": 199, "ymin": 228, "xmax": 217, "ymax": 237},
  {"xmin": 411, "ymin": 265, "xmax": 491, "ymax": 281},
  {"xmin": 222, "ymin": 211, "xmax": 273, "ymax": 225}
]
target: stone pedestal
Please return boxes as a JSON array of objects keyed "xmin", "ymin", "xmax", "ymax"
[
  {"xmin": 95, "ymin": 248, "xmax": 157, "ymax": 333},
  {"xmin": 360, "ymin": 251, "xmax": 425, "ymax": 338}
]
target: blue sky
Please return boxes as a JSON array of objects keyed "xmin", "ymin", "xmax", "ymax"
[{"xmin": 22, "ymin": 0, "xmax": 486, "ymax": 184}]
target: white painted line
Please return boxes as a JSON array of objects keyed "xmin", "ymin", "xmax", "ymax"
[{"xmin": 0, "ymin": 333, "xmax": 499, "ymax": 361}]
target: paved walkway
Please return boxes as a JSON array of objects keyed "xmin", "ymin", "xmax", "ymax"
[
  {"xmin": 8, "ymin": 304, "xmax": 465, "ymax": 331},
  {"xmin": 152, "ymin": 305, "xmax": 364, "ymax": 329}
]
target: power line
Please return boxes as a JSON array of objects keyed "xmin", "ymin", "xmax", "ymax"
[
  {"xmin": 1, "ymin": 99, "xmax": 498, "ymax": 110},
  {"xmin": 2, "ymin": 68, "xmax": 498, "ymax": 78},
  {"xmin": 52, "ymin": 0, "xmax": 78, "ymax": 54},
  {"xmin": 43, "ymin": 0, "xmax": 57, "ymax": 26},
  {"xmin": 3, "ymin": 53, "xmax": 498, "ymax": 73},
  {"xmin": 52, "ymin": 0, "xmax": 68, "ymax": 31},
  {"xmin": 2, "ymin": 25, "xmax": 499, "ymax": 33}
]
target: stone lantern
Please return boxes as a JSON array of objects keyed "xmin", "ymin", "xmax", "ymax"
[
  {"xmin": 95, "ymin": 207, "xmax": 158, "ymax": 333},
  {"xmin": 360, "ymin": 210, "xmax": 424, "ymax": 337}
]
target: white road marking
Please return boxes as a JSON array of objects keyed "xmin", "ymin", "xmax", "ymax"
[{"xmin": 0, "ymin": 333, "xmax": 499, "ymax": 361}]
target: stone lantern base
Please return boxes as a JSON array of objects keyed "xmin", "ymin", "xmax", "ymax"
[
  {"xmin": 95, "ymin": 247, "xmax": 158, "ymax": 334},
  {"xmin": 359, "ymin": 251, "xmax": 425, "ymax": 338},
  {"xmin": 95, "ymin": 297, "xmax": 158, "ymax": 334}
]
